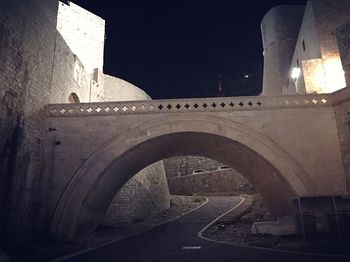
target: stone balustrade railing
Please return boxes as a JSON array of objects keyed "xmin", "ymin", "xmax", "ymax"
[{"xmin": 46, "ymin": 93, "xmax": 335, "ymax": 117}]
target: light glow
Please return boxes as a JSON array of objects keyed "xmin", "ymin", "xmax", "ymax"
[
  {"xmin": 302, "ymin": 55, "xmax": 346, "ymax": 94},
  {"xmin": 323, "ymin": 56, "xmax": 346, "ymax": 93},
  {"xmin": 291, "ymin": 67, "xmax": 301, "ymax": 79}
]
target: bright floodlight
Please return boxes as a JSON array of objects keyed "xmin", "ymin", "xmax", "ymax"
[{"xmin": 291, "ymin": 67, "xmax": 301, "ymax": 79}]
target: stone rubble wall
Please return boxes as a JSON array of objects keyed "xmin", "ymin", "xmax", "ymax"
[{"xmin": 163, "ymin": 156, "xmax": 225, "ymax": 178}]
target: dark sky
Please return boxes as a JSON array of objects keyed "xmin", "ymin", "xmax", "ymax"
[{"xmin": 71, "ymin": 0, "xmax": 307, "ymax": 99}]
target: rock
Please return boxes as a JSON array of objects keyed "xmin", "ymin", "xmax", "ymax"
[{"xmin": 240, "ymin": 212, "xmax": 257, "ymax": 222}]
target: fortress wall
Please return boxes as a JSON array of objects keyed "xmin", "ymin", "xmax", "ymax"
[
  {"xmin": 261, "ymin": 5, "xmax": 305, "ymax": 96},
  {"xmin": 287, "ymin": 2, "xmax": 322, "ymax": 94},
  {"xmin": 104, "ymin": 161, "xmax": 170, "ymax": 225},
  {"xmin": 47, "ymin": 2, "xmax": 168, "ymax": 228},
  {"xmin": 333, "ymin": 89, "xmax": 350, "ymax": 192},
  {"xmin": 287, "ymin": 0, "xmax": 350, "ymax": 95},
  {"xmin": 0, "ymin": 0, "xmax": 58, "ymax": 242},
  {"xmin": 336, "ymin": 21, "xmax": 350, "ymax": 87},
  {"xmin": 57, "ymin": 1, "xmax": 105, "ymax": 74},
  {"xmin": 167, "ymin": 169, "xmax": 254, "ymax": 196},
  {"xmin": 163, "ymin": 156, "xmax": 224, "ymax": 178},
  {"xmin": 50, "ymin": 33, "xmax": 91, "ymax": 103},
  {"xmin": 103, "ymin": 74, "xmax": 151, "ymax": 101},
  {"xmin": 312, "ymin": 0, "xmax": 350, "ymax": 62}
]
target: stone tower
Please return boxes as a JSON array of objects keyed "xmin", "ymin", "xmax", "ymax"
[{"xmin": 261, "ymin": 5, "xmax": 305, "ymax": 96}]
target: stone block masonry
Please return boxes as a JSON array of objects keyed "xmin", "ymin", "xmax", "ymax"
[
  {"xmin": 57, "ymin": 1, "xmax": 105, "ymax": 74},
  {"xmin": 0, "ymin": 0, "xmax": 58, "ymax": 242},
  {"xmin": 50, "ymin": 33, "xmax": 90, "ymax": 104},
  {"xmin": 333, "ymin": 88, "xmax": 350, "ymax": 192},
  {"xmin": 104, "ymin": 161, "xmax": 170, "ymax": 225}
]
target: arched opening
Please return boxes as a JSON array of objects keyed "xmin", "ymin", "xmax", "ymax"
[
  {"xmin": 50, "ymin": 116, "xmax": 313, "ymax": 240},
  {"xmin": 68, "ymin": 92, "xmax": 80, "ymax": 103},
  {"xmin": 102, "ymin": 156, "xmax": 257, "ymax": 229}
]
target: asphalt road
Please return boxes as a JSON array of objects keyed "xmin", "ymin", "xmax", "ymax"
[{"xmin": 62, "ymin": 196, "xmax": 350, "ymax": 262}]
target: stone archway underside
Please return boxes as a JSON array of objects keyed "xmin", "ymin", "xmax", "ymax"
[{"xmin": 51, "ymin": 116, "xmax": 313, "ymax": 240}]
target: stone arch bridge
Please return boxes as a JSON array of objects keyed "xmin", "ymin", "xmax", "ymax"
[{"xmin": 43, "ymin": 90, "xmax": 350, "ymax": 240}]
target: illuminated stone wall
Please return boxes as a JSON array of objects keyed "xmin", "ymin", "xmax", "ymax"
[
  {"xmin": 286, "ymin": 0, "xmax": 350, "ymax": 95},
  {"xmin": 54, "ymin": 2, "xmax": 168, "ymax": 227},
  {"xmin": 0, "ymin": 0, "xmax": 58, "ymax": 242},
  {"xmin": 57, "ymin": 1, "xmax": 105, "ymax": 74},
  {"xmin": 286, "ymin": 2, "xmax": 321, "ymax": 94},
  {"xmin": 260, "ymin": 5, "xmax": 305, "ymax": 96},
  {"xmin": 104, "ymin": 74, "xmax": 151, "ymax": 101},
  {"xmin": 50, "ymin": 33, "xmax": 91, "ymax": 103}
]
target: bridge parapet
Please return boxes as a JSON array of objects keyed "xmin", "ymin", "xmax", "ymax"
[{"xmin": 46, "ymin": 93, "xmax": 333, "ymax": 117}]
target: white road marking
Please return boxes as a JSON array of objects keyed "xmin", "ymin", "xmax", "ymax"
[{"xmin": 182, "ymin": 246, "xmax": 201, "ymax": 250}]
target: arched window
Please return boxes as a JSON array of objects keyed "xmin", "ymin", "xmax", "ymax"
[{"xmin": 68, "ymin": 93, "xmax": 80, "ymax": 103}]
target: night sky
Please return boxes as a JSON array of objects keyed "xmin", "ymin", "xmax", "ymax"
[{"xmin": 70, "ymin": 0, "xmax": 307, "ymax": 99}]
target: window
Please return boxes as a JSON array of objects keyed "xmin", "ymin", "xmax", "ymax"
[
  {"xmin": 302, "ymin": 39, "xmax": 306, "ymax": 52},
  {"xmin": 68, "ymin": 93, "xmax": 80, "ymax": 103}
]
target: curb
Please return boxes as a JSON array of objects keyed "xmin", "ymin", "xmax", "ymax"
[{"xmin": 198, "ymin": 197, "xmax": 350, "ymax": 259}]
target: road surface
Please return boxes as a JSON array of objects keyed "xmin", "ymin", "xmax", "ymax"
[{"xmin": 62, "ymin": 196, "xmax": 349, "ymax": 262}]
